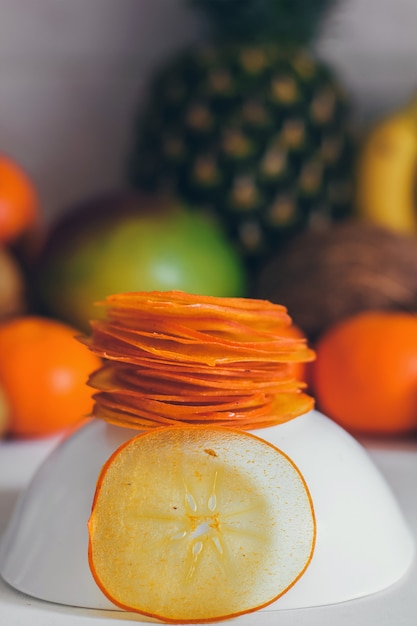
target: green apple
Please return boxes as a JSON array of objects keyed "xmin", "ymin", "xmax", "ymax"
[{"xmin": 36, "ymin": 192, "xmax": 247, "ymax": 332}]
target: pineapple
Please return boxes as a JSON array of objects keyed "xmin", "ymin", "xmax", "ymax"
[{"xmin": 128, "ymin": 0, "xmax": 355, "ymax": 269}]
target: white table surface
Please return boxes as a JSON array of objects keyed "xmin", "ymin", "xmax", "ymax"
[{"xmin": 0, "ymin": 432, "xmax": 416, "ymax": 626}]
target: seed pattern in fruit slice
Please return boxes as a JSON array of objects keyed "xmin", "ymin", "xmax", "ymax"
[{"xmin": 88, "ymin": 425, "xmax": 316, "ymax": 623}]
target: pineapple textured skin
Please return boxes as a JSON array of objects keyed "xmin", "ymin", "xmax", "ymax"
[{"xmin": 128, "ymin": 44, "xmax": 355, "ymax": 266}]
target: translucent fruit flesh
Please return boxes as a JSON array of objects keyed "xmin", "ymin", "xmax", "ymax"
[{"xmin": 88, "ymin": 426, "xmax": 316, "ymax": 623}]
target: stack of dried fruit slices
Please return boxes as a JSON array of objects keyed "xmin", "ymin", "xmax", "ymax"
[{"xmin": 85, "ymin": 290, "xmax": 315, "ymax": 431}]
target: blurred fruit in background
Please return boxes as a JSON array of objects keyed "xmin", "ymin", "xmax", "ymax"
[
  {"xmin": 0, "ymin": 154, "xmax": 39, "ymax": 245},
  {"xmin": 0, "ymin": 316, "xmax": 102, "ymax": 438},
  {"xmin": 355, "ymin": 94, "xmax": 417, "ymax": 235},
  {"xmin": 128, "ymin": 0, "xmax": 356, "ymax": 270},
  {"xmin": 311, "ymin": 311, "xmax": 417, "ymax": 437},
  {"xmin": 0, "ymin": 245, "xmax": 26, "ymax": 320},
  {"xmin": 35, "ymin": 191, "xmax": 247, "ymax": 333},
  {"xmin": 255, "ymin": 220, "xmax": 417, "ymax": 343}
]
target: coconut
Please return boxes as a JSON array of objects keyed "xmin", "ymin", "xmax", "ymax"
[{"xmin": 255, "ymin": 220, "xmax": 417, "ymax": 342}]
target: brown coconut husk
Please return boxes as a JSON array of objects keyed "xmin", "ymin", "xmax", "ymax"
[{"xmin": 255, "ymin": 220, "xmax": 417, "ymax": 342}]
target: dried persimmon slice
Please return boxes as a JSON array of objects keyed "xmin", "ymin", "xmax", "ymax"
[
  {"xmin": 88, "ymin": 364, "xmax": 299, "ymax": 398},
  {"xmin": 89, "ymin": 322, "xmax": 311, "ymax": 366},
  {"xmin": 103, "ymin": 290, "xmax": 289, "ymax": 315},
  {"xmin": 88, "ymin": 426, "xmax": 316, "ymax": 623}
]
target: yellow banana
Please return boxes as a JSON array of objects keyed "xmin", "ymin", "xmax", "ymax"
[{"xmin": 355, "ymin": 102, "xmax": 417, "ymax": 234}]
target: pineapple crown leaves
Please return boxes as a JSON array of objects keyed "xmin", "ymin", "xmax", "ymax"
[{"xmin": 189, "ymin": 0, "xmax": 339, "ymax": 45}]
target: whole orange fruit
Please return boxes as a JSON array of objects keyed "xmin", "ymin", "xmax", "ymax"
[
  {"xmin": 0, "ymin": 316, "xmax": 101, "ymax": 438},
  {"xmin": 312, "ymin": 311, "xmax": 417, "ymax": 436},
  {"xmin": 0, "ymin": 155, "xmax": 38, "ymax": 244}
]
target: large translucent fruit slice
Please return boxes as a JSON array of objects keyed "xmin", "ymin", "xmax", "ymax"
[{"xmin": 88, "ymin": 426, "xmax": 316, "ymax": 623}]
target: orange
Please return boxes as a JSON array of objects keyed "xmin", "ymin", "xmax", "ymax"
[
  {"xmin": 88, "ymin": 425, "xmax": 316, "ymax": 623},
  {"xmin": 0, "ymin": 316, "xmax": 102, "ymax": 438},
  {"xmin": 312, "ymin": 311, "xmax": 417, "ymax": 436},
  {"xmin": 0, "ymin": 155, "xmax": 38, "ymax": 244}
]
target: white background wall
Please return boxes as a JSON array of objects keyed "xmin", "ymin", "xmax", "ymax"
[
  {"xmin": 317, "ymin": 0, "xmax": 417, "ymax": 118},
  {"xmin": 1, "ymin": 0, "xmax": 417, "ymax": 224}
]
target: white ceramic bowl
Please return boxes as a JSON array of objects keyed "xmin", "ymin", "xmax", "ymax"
[{"xmin": 0, "ymin": 410, "xmax": 414, "ymax": 612}]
